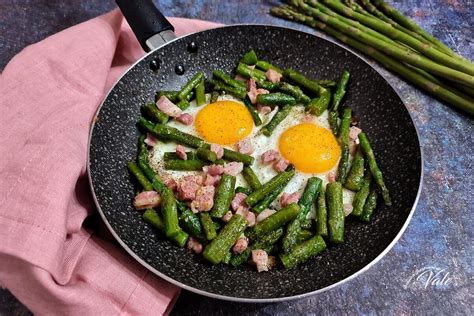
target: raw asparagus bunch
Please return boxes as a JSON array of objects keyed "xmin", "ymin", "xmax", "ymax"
[{"xmin": 270, "ymin": 1, "xmax": 474, "ymax": 115}]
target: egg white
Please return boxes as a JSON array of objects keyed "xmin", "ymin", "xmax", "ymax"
[{"xmin": 148, "ymin": 94, "xmax": 355, "ymax": 217}]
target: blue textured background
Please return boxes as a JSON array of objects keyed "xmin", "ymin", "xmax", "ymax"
[{"xmin": 0, "ymin": 0, "xmax": 472, "ymax": 314}]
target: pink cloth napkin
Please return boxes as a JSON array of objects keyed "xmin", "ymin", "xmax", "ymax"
[{"xmin": 0, "ymin": 9, "xmax": 219, "ymax": 315}]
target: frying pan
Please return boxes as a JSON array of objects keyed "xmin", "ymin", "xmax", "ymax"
[{"xmin": 88, "ymin": 0, "xmax": 422, "ymax": 302}]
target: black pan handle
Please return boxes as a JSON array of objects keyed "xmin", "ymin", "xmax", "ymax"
[{"xmin": 115, "ymin": 0, "xmax": 177, "ymax": 52}]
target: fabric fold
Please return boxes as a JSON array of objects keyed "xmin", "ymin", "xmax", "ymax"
[{"xmin": 0, "ymin": 9, "xmax": 220, "ymax": 315}]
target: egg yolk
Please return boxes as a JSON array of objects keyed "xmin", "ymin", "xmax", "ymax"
[
  {"xmin": 279, "ymin": 123, "xmax": 341, "ymax": 173},
  {"xmin": 195, "ymin": 100, "xmax": 253, "ymax": 145}
]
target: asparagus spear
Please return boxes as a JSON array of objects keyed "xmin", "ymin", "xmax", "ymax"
[
  {"xmin": 344, "ymin": 148, "xmax": 366, "ymax": 191},
  {"xmin": 327, "ymin": 182, "xmax": 345, "ymax": 244},
  {"xmin": 203, "ymin": 214, "xmax": 248, "ymax": 264},
  {"xmin": 255, "ymin": 60, "xmax": 284, "ymax": 73},
  {"xmin": 195, "ymin": 79, "xmax": 206, "ymax": 106},
  {"xmin": 142, "ymin": 103, "xmax": 169, "ymax": 124},
  {"xmin": 307, "ymin": 88, "xmax": 332, "ymax": 116},
  {"xmin": 178, "ymin": 72, "xmax": 205, "ymax": 101},
  {"xmin": 358, "ymin": 132, "xmax": 391, "ymax": 206},
  {"xmin": 284, "ymin": 1, "xmax": 474, "ymax": 87},
  {"xmin": 256, "ymin": 93, "xmax": 296, "ymax": 106},
  {"xmin": 143, "ymin": 209, "xmax": 188, "ymax": 247},
  {"xmin": 319, "ymin": 0, "xmax": 474, "ymax": 76},
  {"xmin": 315, "ymin": 189, "xmax": 328, "ymax": 237},
  {"xmin": 270, "ymin": 7, "xmax": 474, "ymax": 114},
  {"xmin": 282, "ymin": 177, "xmax": 322, "ymax": 253},
  {"xmin": 245, "ymin": 170, "xmax": 295, "ymax": 206},
  {"xmin": 371, "ymin": 0, "xmax": 467, "ymax": 60},
  {"xmin": 336, "ymin": 108, "xmax": 352, "ymax": 184},
  {"xmin": 260, "ymin": 104, "xmax": 293, "ymax": 136},
  {"xmin": 210, "ymin": 174, "xmax": 236, "ymax": 218},
  {"xmin": 240, "ymin": 49, "xmax": 258, "ymax": 65},
  {"xmin": 329, "ymin": 70, "xmax": 350, "ymax": 134},
  {"xmin": 280, "ymin": 235, "xmax": 326, "ymax": 269}
]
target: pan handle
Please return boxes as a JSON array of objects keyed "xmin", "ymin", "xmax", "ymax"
[{"xmin": 115, "ymin": 0, "xmax": 177, "ymax": 52}]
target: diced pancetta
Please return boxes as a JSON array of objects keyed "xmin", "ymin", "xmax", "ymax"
[
  {"xmin": 327, "ymin": 171, "xmax": 336, "ymax": 183},
  {"xmin": 273, "ymin": 158, "xmax": 289, "ymax": 173},
  {"xmin": 177, "ymin": 177, "xmax": 201, "ymax": 201},
  {"xmin": 257, "ymin": 104, "xmax": 272, "ymax": 114},
  {"xmin": 176, "ymin": 113, "xmax": 193, "ymax": 125},
  {"xmin": 205, "ymin": 164, "xmax": 224, "ymax": 176},
  {"xmin": 133, "ymin": 191, "xmax": 161, "ymax": 210},
  {"xmin": 252, "ymin": 249, "xmax": 269, "ymax": 272},
  {"xmin": 223, "ymin": 161, "xmax": 244, "ymax": 176},
  {"xmin": 190, "ymin": 185, "xmax": 215, "ymax": 213},
  {"xmin": 156, "ymin": 95, "xmax": 182, "ymax": 117},
  {"xmin": 280, "ymin": 192, "xmax": 301, "ymax": 207},
  {"xmin": 144, "ymin": 132, "xmax": 158, "ymax": 147},
  {"xmin": 204, "ymin": 174, "xmax": 221, "ymax": 186},
  {"xmin": 231, "ymin": 192, "xmax": 248, "ymax": 212},
  {"xmin": 232, "ymin": 235, "xmax": 249, "ymax": 254},
  {"xmin": 265, "ymin": 69, "xmax": 282, "ymax": 83},
  {"xmin": 261, "ymin": 150, "xmax": 280, "ymax": 164},
  {"xmin": 210, "ymin": 144, "xmax": 224, "ymax": 159},
  {"xmin": 222, "ymin": 211, "xmax": 233, "ymax": 223},
  {"xmin": 236, "ymin": 138, "xmax": 253, "ymax": 155},
  {"xmin": 187, "ymin": 236, "xmax": 203, "ymax": 254},
  {"xmin": 175, "ymin": 145, "xmax": 187, "ymax": 160}
]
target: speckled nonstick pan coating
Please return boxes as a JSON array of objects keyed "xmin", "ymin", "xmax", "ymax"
[{"xmin": 88, "ymin": 25, "xmax": 422, "ymax": 302}]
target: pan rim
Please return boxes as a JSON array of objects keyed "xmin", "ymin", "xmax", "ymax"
[{"xmin": 87, "ymin": 23, "xmax": 424, "ymax": 303}]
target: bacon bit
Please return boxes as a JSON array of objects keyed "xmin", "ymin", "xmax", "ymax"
[
  {"xmin": 280, "ymin": 192, "xmax": 301, "ymax": 208},
  {"xmin": 234, "ymin": 74, "xmax": 247, "ymax": 82},
  {"xmin": 183, "ymin": 175, "xmax": 203, "ymax": 186},
  {"xmin": 190, "ymin": 185, "xmax": 215, "ymax": 213},
  {"xmin": 256, "ymin": 104, "xmax": 272, "ymax": 114},
  {"xmin": 247, "ymin": 78, "xmax": 270, "ymax": 104},
  {"xmin": 223, "ymin": 162, "xmax": 244, "ymax": 176},
  {"xmin": 343, "ymin": 203, "xmax": 353, "ymax": 217},
  {"xmin": 177, "ymin": 178, "xmax": 200, "ymax": 201},
  {"xmin": 231, "ymin": 192, "xmax": 248, "ymax": 212},
  {"xmin": 175, "ymin": 145, "xmax": 187, "ymax": 160},
  {"xmin": 235, "ymin": 205, "xmax": 249, "ymax": 217},
  {"xmin": 176, "ymin": 113, "xmax": 193, "ymax": 125},
  {"xmin": 144, "ymin": 132, "xmax": 158, "ymax": 147},
  {"xmin": 256, "ymin": 209, "xmax": 276, "ymax": 223},
  {"xmin": 349, "ymin": 126, "xmax": 362, "ymax": 142},
  {"xmin": 261, "ymin": 150, "xmax": 280, "ymax": 164},
  {"xmin": 273, "ymin": 158, "xmax": 289, "ymax": 173},
  {"xmin": 210, "ymin": 144, "xmax": 224, "ymax": 159},
  {"xmin": 133, "ymin": 191, "xmax": 161, "ymax": 210},
  {"xmin": 245, "ymin": 211, "xmax": 256, "ymax": 227},
  {"xmin": 222, "ymin": 211, "xmax": 233, "ymax": 223},
  {"xmin": 162, "ymin": 175, "xmax": 178, "ymax": 191},
  {"xmin": 302, "ymin": 112, "xmax": 314, "ymax": 123},
  {"xmin": 265, "ymin": 69, "xmax": 282, "ymax": 83},
  {"xmin": 327, "ymin": 171, "xmax": 336, "ymax": 183},
  {"xmin": 236, "ymin": 138, "xmax": 254, "ymax": 155},
  {"xmin": 205, "ymin": 164, "xmax": 224, "ymax": 176},
  {"xmin": 252, "ymin": 249, "xmax": 269, "ymax": 272},
  {"xmin": 204, "ymin": 174, "xmax": 221, "ymax": 186},
  {"xmin": 187, "ymin": 237, "xmax": 203, "ymax": 254},
  {"xmin": 156, "ymin": 95, "xmax": 182, "ymax": 117},
  {"xmin": 232, "ymin": 235, "xmax": 249, "ymax": 254},
  {"xmin": 234, "ymin": 206, "xmax": 256, "ymax": 227}
]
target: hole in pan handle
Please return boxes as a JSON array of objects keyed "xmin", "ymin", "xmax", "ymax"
[{"xmin": 115, "ymin": 0, "xmax": 177, "ymax": 52}]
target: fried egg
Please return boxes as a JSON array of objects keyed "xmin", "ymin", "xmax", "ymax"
[{"xmin": 149, "ymin": 94, "xmax": 354, "ymax": 218}]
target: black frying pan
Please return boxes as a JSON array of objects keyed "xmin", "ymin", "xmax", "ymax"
[{"xmin": 88, "ymin": 0, "xmax": 422, "ymax": 302}]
